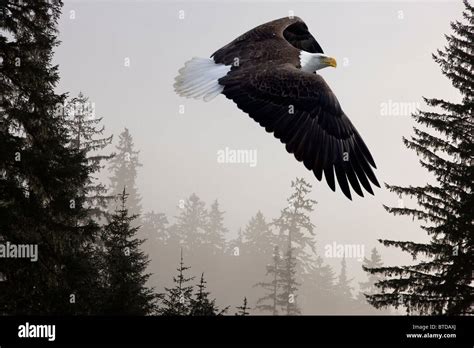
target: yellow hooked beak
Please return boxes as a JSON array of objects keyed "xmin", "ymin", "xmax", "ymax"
[{"xmin": 323, "ymin": 56, "xmax": 337, "ymax": 68}]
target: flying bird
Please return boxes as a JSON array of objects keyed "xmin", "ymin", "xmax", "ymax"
[{"xmin": 174, "ymin": 16, "xmax": 380, "ymax": 200}]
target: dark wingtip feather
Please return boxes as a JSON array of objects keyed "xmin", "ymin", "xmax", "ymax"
[
  {"xmin": 313, "ymin": 167, "xmax": 323, "ymax": 181},
  {"xmin": 335, "ymin": 163, "xmax": 352, "ymax": 200},
  {"xmin": 372, "ymin": 175, "xmax": 381, "ymax": 188},
  {"xmin": 324, "ymin": 166, "xmax": 336, "ymax": 191}
]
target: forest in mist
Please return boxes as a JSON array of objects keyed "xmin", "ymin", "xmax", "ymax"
[{"xmin": 0, "ymin": 0, "xmax": 472, "ymax": 316}]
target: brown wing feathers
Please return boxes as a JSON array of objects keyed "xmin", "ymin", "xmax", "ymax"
[{"xmin": 219, "ymin": 66, "xmax": 380, "ymax": 200}]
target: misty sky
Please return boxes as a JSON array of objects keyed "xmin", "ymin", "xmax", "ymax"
[{"xmin": 54, "ymin": 0, "xmax": 463, "ymax": 283}]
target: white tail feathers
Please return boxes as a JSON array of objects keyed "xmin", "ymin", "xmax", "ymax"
[{"xmin": 174, "ymin": 57, "xmax": 231, "ymax": 102}]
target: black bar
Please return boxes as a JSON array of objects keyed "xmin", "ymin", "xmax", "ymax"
[{"xmin": 0, "ymin": 315, "xmax": 472, "ymax": 346}]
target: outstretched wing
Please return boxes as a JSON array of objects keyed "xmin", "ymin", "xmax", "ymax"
[{"xmin": 219, "ymin": 64, "xmax": 380, "ymax": 200}]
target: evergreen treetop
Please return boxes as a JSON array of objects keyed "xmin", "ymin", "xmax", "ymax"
[
  {"xmin": 159, "ymin": 249, "xmax": 195, "ymax": 315},
  {"xmin": 235, "ymin": 297, "xmax": 251, "ymax": 316},
  {"xmin": 204, "ymin": 199, "xmax": 228, "ymax": 254},
  {"xmin": 102, "ymin": 188, "xmax": 158, "ymax": 315},
  {"xmin": 189, "ymin": 273, "xmax": 228, "ymax": 316},
  {"xmin": 65, "ymin": 92, "xmax": 114, "ymax": 219},
  {"xmin": 108, "ymin": 128, "xmax": 142, "ymax": 216}
]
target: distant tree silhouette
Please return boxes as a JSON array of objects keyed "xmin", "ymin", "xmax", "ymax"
[
  {"xmin": 159, "ymin": 250, "xmax": 195, "ymax": 315},
  {"xmin": 303, "ymin": 256, "xmax": 337, "ymax": 314},
  {"xmin": 141, "ymin": 211, "xmax": 169, "ymax": 246},
  {"xmin": 355, "ymin": 248, "xmax": 386, "ymax": 314},
  {"xmin": 358, "ymin": 248, "xmax": 383, "ymax": 303},
  {"xmin": 173, "ymin": 193, "xmax": 208, "ymax": 251},
  {"xmin": 273, "ymin": 178, "xmax": 317, "ymax": 271},
  {"xmin": 334, "ymin": 258, "xmax": 356, "ymax": 313},
  {"xmin": 336, "ymin": 258, "xmax": 353, "ymax": 299},
  {"xmin": 102, "ymin": 189, "xmax": 158, "ymax": 315},
  {"xmin": 255, "ymin": 245, "xmax": 282, "ymax": 315},
  {"xmin": 278, "ymin": 246, "xmax": 301, "ymax": 315},
  {"xmin": 204, "ymin": 200, "xmax": 227, "ymax": 255},
  {"xmin": 64, "ymin": 92, "xmax": 114, "ymax": 219},
  {"xmin": 366, "ymin": 1, "xmax": 473, "ymax": 315},
  {"xmin": 273, "ymin": 178, "xmax": 338, "ymax": 314},
  {"xmin": 227, "ymin": 227, "xmax": 244, "ymax": 256},
  {"xmin": 108, "ymin": 128, "xmax": 142, "ymax": 216},
  {"xmin": 243, "ymin": 211, "xmax": 277, "ymax": 259},
  {"xmin": 235, "ymin": 297, "xmax": 250, "ymax": 316},
  {"xmin": 189, "ymin": 273, "xmax": 228, "ymax": 315},
  {"xmin": 0, "ymin": 0, "xmax": 102, "ymax": 314}
]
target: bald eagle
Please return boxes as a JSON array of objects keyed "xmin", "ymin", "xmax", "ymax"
[{"xmin": 174, "ymin": 16, "xmax": 380, "ymax": 200}]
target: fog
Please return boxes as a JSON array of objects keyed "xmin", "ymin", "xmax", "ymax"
[{"xmin": 53, "ymin": 0, "xmax": 463, "ymax": 313}]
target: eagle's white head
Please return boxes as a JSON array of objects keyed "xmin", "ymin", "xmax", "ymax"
[{"xmin": 300, "ymin": 52, "xmax": 337, "ymax": 73}]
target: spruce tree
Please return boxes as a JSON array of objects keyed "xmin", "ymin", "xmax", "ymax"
[
  {"xmin": 0, "ymin": 0, "xmax": 102, "ymax": 314},
  {"xmin": 358, "ymin": 248, "xmax": 383, "ymax": 303},
  {"xmin": 273, "ymin": 177, "xmax": 317, "ymax": 274},
  {"xmin": 141, "ymin": 211, "xmax": 169, "ymax": 245},
  {"xmin": 227, "ymin": 227, "xmax": 244, "ymax": 256},
  {"xmin": 336, "ymin": 258, "xmax": 353, "ymax": 299},
  {"xmin": 108, "ymin": 128, "xmax": 142, "ymax": 216},
  {"xmin": 334, "ymin": 257, "xmax": 355, "ymax": 313},
  {"xmin": 189, "ymin": 273, "xmax": 228, "ymax": 315},
  {"xmin": 274, "ymin": 178, "xmax": 333, "ymax": 314},
  {"xmin": 174, "ymin": 193, "xmax": 208, "ymax": 251},
  {"xmin": 277, "ymin": 246, "xmax": 301, "ymax": 315},
  {"xmin": 235, "ymin": 297, "xmax": 250, "ymax": 316},
  {"xmin": 243, "ymin": 211, "xmax": 276, "ymax": 259},
  {"xmin": 366, "ymin": 0, "xmax": 473, "ymax": 315},
  {"xmin": 204, "ymin": 200, "xmax": 227, "ymax": 255},
  {"xmin": 356, "ymin": 248, "xmax": 386, "ymax": 314},
  {"xmin": 303, "ymin": 256, "xmax": 337, "ymax": 314},
  {"xmin": 255, "ymin": 245, "xmax": 281, "ymax": 315},
  {"xmin": 102, "ymin": 189, "xmax": 158, "ymax": 315},
  {"xmin": 64, "ymin": 92, "xmax": 114, "ymax": 219},
  {"xmin": 159, "ymin": 249, "xmax": 195, "ymax": 315}
]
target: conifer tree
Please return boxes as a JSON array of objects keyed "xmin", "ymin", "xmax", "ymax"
[
  {"xmin": 277, "ymin": 246, "xmax": 301, "ymax": 315},
  {"xmin": 334, "ymin": 257, "xmax": 356, "ymax": 313},
  {"xmin": 204, "ymin": 200, "xmax": 227, "ymax": 255},
  {"xmin": 108, "ymin": 128, "xmax": 142, "ymax": 216},
  {"xmin": 174, "ymin": 193, "xmax": 208, "ymax": 251},
  {"xmin": 255, "ymin": 245, "xmax": 281, "ymax": 315},
  {"xmin": 274, "ymin": 178, "xmax": 330, "ymax": 314},
  {"xmin": 302, "ymin": 256, "xmax": 337, "ymax": 314},
  {"xmin": 141, "ymin": 211, "xmax": 169, "ymax": 245},
  {"xmin": 159, "ymin": 250, "xmax": 195, "ymax": 315},
  {"xmin": 227, "ymin": 227, "xmax": 244, "ymax": 256},
  {"xmin": 64, "ymin": 92, "xmax": 114, "ymax": 219},
  {"xmin": 366, "ymin": 0, "xmax": 473, "ymax": 315},
  {"xmin": 0, "ymin": 0, "xmax": 102, "ymax": 314},
  {"xmin": 243, "ymin": 211, "xmax": 276, "ymax": 259},
  {"xmin": 102, "ymin": 189, "xmax": 158, "ymax": 315},
  {"xmin": 273, "ymin": 177, "xmax": 317, "ymax": 274},
  {"xmin": 189, "ymin": 273, "xmax": 228, "ymax": 315},
  {"xmin": 235, "ymin": 297, "xmax": 250, "ymax": 316},
  {"xmin": 336, "ymin": 257, "xmax": 353, "ymax": 299},
  {"xmin": 358, "ymin": 248, "xmax": 383, "ymax": 303},
  {"xmin": 356, "ymin": 248, "xmax": 386, "ymax": 313}
]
